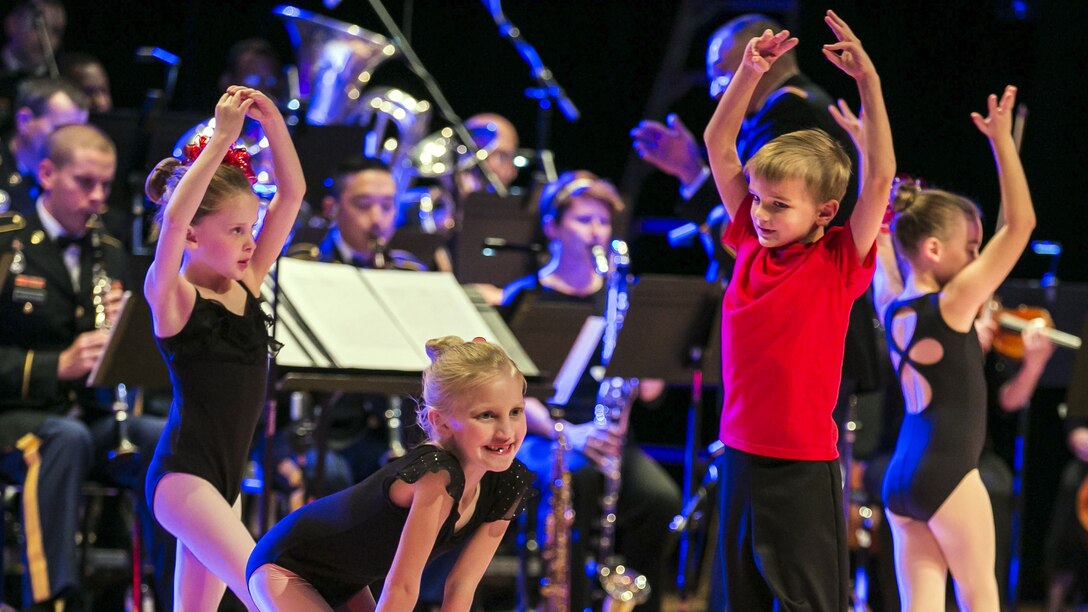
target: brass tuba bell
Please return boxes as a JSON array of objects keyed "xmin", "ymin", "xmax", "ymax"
[{"xmin": 274, "ymin": 5, "xmax": 399, "ymax": 126}]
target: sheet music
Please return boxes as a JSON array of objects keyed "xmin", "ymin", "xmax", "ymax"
[
  {"xmin": 276, "ymin": 259, "xmax": 428, "ymax": 371},
  {"xmin": 361, "ymin": 269, "xmax": 495, "ymax": 355},
  {"xmin": 550, "ymin": 316, "xmax": 605, "ymax": 406}
]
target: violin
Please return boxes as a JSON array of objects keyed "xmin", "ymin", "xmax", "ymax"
[{"xmin": 983, "ymin": 299, "xmax": 1082, "ymax": 360}]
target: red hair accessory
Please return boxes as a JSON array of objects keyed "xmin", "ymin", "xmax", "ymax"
[
  {"xmin": 182, "ymin": 135, "xmax": 258, "ymax": 185},
  {"xmin": 472, "ymin": 336, "xmax": 487, "ymax": 343}
]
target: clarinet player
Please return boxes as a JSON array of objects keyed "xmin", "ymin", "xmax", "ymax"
[{"xmin": 0, "ymin": 124, "xmax": 174, "ymax": 610}]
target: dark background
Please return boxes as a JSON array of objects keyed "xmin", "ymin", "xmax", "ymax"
[{"xmin": 25, "ymin": 0, "xmax": 1087, "ymax": 603}]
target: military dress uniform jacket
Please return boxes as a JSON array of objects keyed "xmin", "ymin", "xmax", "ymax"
[
  {"xmin": 0, "ymin": 138, "xmax": 38, "ymax": 215},
  {"xmin": 286, "ymin": 225, "xmax": 427, "ymax": 271},
  {"xmin": 0, "ymin": 210, "xmax": 127, "ymax": 450}
]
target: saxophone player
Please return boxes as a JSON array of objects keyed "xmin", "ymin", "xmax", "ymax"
[
  {"xmin": 0, "ymin": 124, "xmax": 174, "ymax": 610},
  {"xmin": 503, "ymin": 170, "xmax": 680, "ymax": 612}
]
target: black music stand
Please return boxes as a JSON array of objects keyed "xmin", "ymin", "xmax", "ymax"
[
  {"xmin": 602, "ymin": 274, "xmax": 722, "ymax": 602},
  {"xmin": 505, "ymin": 293, "xmax": 597, "ymax": 400},
  {"xmin": 89, "ymin": 291, "xmax": 170, "ymax": 391},
  {"xmin": 453, "ymin": 192, "xmax": 541, "ymax": 287}
]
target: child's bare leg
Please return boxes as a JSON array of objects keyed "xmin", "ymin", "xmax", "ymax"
[
  {"xmin": 928, "ymin": 469, "xmax": 1000, "ymax": 611},
  {"xmin": 886, "ymin": 508, "xmax": 948, "ymax": 611},
  {"xmin": 248, "ymin": 563, "xmax": 333, "ymax": 611},
  {"xmin": 173, "ymin": 540, "xmax": 228, "ymax": 611},
  {"xmin": 154, "ymin": 472, "xmax": 258, "ymax": 611}
]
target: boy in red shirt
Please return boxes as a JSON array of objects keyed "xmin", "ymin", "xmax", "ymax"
[{"xmin": 703, "ymin": 10, "xmax": 895, "ymax": 610}]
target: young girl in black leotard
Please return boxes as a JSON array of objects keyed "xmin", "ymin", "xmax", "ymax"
[
  {"xmin": 143, "ymin": 86, "xmax": 304, "ymax": 610},
  {"xmin": 855, "ymin": 85, "xmax": 1035, "ymax": 610},
  {"xmin": 246, "ymin": 336, "xmax": 531, "ymax": 611}
]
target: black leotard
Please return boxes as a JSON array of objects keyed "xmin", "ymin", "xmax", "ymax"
[
  {"xmin": 146, "ymin": 282, "xmax": 273, "ymax": 509},
  {"xmin": 882, "ymin": 293, "xmax": 987, "ymax": 521},
  {"xmin": 246, "ymin": 444, "xmax": 531, "ymax": 607}
]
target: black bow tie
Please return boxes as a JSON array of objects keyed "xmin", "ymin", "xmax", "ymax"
[{"xmin": 54, "ymin": 233, "xmax": 91, "ymax": 250}]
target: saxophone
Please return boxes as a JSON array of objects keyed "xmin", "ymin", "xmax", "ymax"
[
  {"xmin": 591, "ymin": 240, "xmax": 651, "ymax": 611},
  {"xmin": 540, "ymin": 416, "xmax": 573, "ymax": 612}
]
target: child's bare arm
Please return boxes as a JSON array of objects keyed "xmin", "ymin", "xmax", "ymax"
[
  {"xmin": 942, "ymin": 86, "xmax": 1035, "ymax": 328},
  {"xmin": 378, "ymin": 473, "xmax": 451, "ymax": 611},
  {"xmin": 144, "ymin": 91, "xmax": 252, "ymax": 336},
  {"xmin": 822, "ymin": 10, "xmax": 896, "ymax": 262},
  {"xmin": 232, "ymin": 86, "xmax": 306, "ymax": 290},
  {"xmin": 828, "ymin": 100, "xmax": 901, "ymax": 317},
  {"xmin": 703, "ymin": 29, "xmax": 797, "ymax": 220},
  {"xmin": 441, "ymin": 520, "xmax": 510, "ymax": 611}
]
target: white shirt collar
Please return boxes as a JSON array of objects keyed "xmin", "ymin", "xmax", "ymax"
[{"xmin": 36, "ymin": 197, "xmax": 67, "ymax": 241}]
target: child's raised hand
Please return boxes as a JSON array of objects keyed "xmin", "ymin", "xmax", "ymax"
[
  {"xmin": 970, "ymin": 85, "xmax": 1017, "ymax": 140},
  {"xmin": 828, "ymin": 98, "xmax": 863, "ymax": 145},
  {"xmin": 742, "ymin": 28, "xmax": 798, "ymax": 75},
  {"xmin": 822, "ymin": 10, "xmax": 875, "ymax": 81},
  {"xmin": 214, "ymin": 90, "xmax": 253, "ymax": 142},
  {"xmin": 228, "ymin": 85, "xmax": 280, "ymax": 124}
]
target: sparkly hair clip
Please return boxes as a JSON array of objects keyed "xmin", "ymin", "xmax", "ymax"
[{"xmin": 182, "ymin": 135, "xmax": 258, "ymax": 185}]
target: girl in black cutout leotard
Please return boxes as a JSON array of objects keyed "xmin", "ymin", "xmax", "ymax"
[
  {"xmin": 866, "ymin": 85, "xmax": 1034, "ymax": 610},
  {"xmin": 142, "ymin": 86, "xmax": 305, "ymax": 610},
  {"xmin": 881, "ymin": 293, "xmax": 987, "ymax": 521}
]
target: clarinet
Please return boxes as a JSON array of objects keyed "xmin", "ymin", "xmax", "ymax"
[
  {"xmin": 89, "ymin": 225, "xmax": 139, "ymax": 465},
  {"xmin": 591, "ymin": 240, "xmax": 651, "ymax": 611}
]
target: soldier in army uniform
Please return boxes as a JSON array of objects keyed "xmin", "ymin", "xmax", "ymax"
[
  {"xmin": 0, "ymin": 124, "xmax": 173, "ymax": 610},
  {"xmin": 0, "ymin": 77, "xmax": 89, "ymax": 215},
  {"xmin": 287, "ymin": 156, "xmax": 438, "ymax": 271}
]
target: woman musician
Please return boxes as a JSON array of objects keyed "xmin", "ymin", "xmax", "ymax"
[{"xmin": 502, "ymin": 170, "xmax": 680, "ymax": 612}]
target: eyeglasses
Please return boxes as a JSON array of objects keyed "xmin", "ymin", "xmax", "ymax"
[{"xmin": 709, "ymin": 72, "xmax": 733, "ymax": 99}]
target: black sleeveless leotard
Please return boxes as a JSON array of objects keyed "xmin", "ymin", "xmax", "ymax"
[
  {"xmin": 881, "ymin": 293, "xmax": 987, "ymax": 521},
  {"xmin": 146, "ymin": 282, "xmax": 274, "ymax": 509},
  {"xmin": 247, "ymin": 444, "xmax": 531, "ymax": 607}
]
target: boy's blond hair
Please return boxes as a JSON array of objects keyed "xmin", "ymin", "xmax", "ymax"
[{"xmin": 744, "ymin": 128, "xmax": 851, "ymax": 204}]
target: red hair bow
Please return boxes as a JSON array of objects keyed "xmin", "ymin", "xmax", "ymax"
[{"xmin": 183, "ymin": 135, "xmax": 258, "ymax": 185}]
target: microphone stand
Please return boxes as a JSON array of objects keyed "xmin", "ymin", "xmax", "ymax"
[
  {"xmin": 482, "ymin": 0, "xmax": 579, "ymax": 187},
  {"xmin": 363, "ymin": 0, "xmax": 508, "ymax": 196},
  {"xmin": 30, "ymin": 1, "xmax": 59, "ymax": 78},
  {"xmin": 130, "ymin": 47, "xmax": 181, "ymax": 256}
]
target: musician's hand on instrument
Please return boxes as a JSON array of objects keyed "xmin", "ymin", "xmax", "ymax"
[
  {"xmin": 1070, "ymin": 427, "xmax": 1088, "ymax": 463},
  {"xmin": 104, "ymin": 284, "xmax": 125, "ymax": 327},
  {"xmin": 57, "ymin": 330, "xmax": 110, "ymax": 380},
  {"xmin": 975, "ymin": 318, "xmax": 998, "ymax": 353},
  {"xmin": 565, "ymin": 422, "xmax": 622, "ymax": 469},
  {"xmin": 630, "ymin": 115, "xmax": 705, "ymax": 185},
  {"xmin": 1020, "ymin": 325, "xmax": 1056, "ymax": 368}
]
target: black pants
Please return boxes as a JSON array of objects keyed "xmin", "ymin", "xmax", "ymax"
[{"xmin": 715, "ymin": 446, "xmax": 848, "ymax": 612}]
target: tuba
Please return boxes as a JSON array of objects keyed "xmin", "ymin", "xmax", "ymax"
[{"xmin": 274, "ymin": 5, "xmax": 398, "ymax": 126}]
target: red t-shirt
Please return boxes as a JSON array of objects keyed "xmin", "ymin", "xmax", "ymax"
[{"xmin": 719, "ymin": 195, "xmax": 876, "ymax": 460}]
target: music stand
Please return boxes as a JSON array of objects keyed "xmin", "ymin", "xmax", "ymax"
[
  {"xmin": 89, "ymin": 291, "xmax": 170, "ymax": 391},
  {"xmin": 603, "ymin": 274, "xmax": 722, "ymax": 602},
  {"xmin": 1065, "ymin": 318, "xmax": 1088, "ymax": 418},
  {"xmin": 505, "ymin": 293, "xmax": 598, "ymax": 400},
  {"xmin": 453, "ymin": 192, "xmax": 541, "ymax": 286}
]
